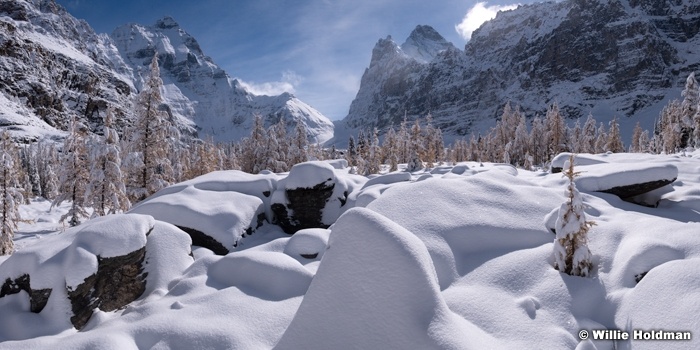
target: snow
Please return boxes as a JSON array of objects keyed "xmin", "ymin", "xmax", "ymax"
[
  {"xmin": 574, "ymin": 163, "xmax": 678, "ymax": 192},
  {"xmin": 4, "ymin": 153, "xmax": 700, "ymax": 348},
  {"xmin": 129, "ymin": 183, "xmax": 264, "ymax": 252},
  {"xmin": 284, "ymin": 161, "xmax": 335, "ymax": 190}
]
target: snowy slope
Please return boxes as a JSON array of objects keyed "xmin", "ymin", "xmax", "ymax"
[
  {"xmin": 0, "ymin": 1, "xmax": 333, "ymax": 143},
  {"xmin": 110, "ymin": 17, "xmax": 334, "ymax": 144},
  {"xmin": 3, "ymin": 152, "xmax": 700, "ymax": 349},
  {"xmin": 337, "ymin": 0, "xmax": 700, "ymax": 146}
]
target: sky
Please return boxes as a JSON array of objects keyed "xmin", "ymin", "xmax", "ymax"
[{"xmin": 55, "ymin": 0, "xmax": 531, "ymax": 121}]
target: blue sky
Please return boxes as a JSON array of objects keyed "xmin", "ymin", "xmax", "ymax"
[{"xmin": 56, "ymin": 0, "xmax": 530, "ymax": 121}]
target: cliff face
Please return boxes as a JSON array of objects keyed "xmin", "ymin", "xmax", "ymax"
[
  {"xmin": 0, "ymin": 0, "xmax": 334, "ymax": 143},
  {"xmin": 339, "ymin": 0, "xmax": 700, "ymax": 143}
]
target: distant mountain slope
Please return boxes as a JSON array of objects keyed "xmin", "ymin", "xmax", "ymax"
[
  {"xmin": 0, "ymin": 0, "xmax": 334, "ymax": 143},
  {"xmin": 335, "ymin": 0, "xmax": 700, "ymax": 145}
]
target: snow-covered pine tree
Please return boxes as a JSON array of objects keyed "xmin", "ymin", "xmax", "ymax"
[
  {"xmin": 639, "ymin": 130, "xmax": 650, "ymax": 153},
  {"xmin": 345, "ymin": 136, "xmax": 357, "ymax": 168},
  {"xmin": 272, "ymin": 119, "xmax": 290, "ymax": 170},
  {"xmin": 630, "ymin": 122, "xmax": 643, "ymax": 153},
  {"xmin": 37, "ymin": 142, "xmax": 59, "ymax": 200},
  {"xmin": 53, "ymin": 117, "xmax": 90, "ymax": 226},
  {"xmin": 681, "ymin": 72, "xmax": 698, "ymax": 130},
  {"xmin": 594, "ymin": 122, "xmax": 607, "ymax": 153},
  {"xmin": 365, "ymin": 127, "xmax": 382, "ymax": 175},
  {"xmin": 581, "ymin": 113, "xmax": 597, "ymax": 154},
  {"xmin": 660, "ymin": 100, "xmax": 682, "ymax": 153},
  {"xmin": 529, "ymin": 116, "xmax": 546, "ymax": 166},
  {"xmin": 570, "ymin": 119, "xmax": 582, "ymax": 154},
  {"xmin": 86, "ymin": 109, "xmax": 131, "ymax": 216},
  {"xmin": 397, "ymin": 117, "xmax": 410, "ymax": 163},
  {"xmin": 553, "ymin": 154, "xmax": 594, "ymax": 277},
  {"xmin": 545, "ymin": 102, "xmax": 567, "ymax": 159},
  {"xmin": 125, "ymin": 54, "xmax": 175, "ymax": 201},
  {"xmin": 511, "ymin": 114, "xmax": 530, "ymax": 166},
  {"xmin": 0, "ymin": 131, "xmax": 23, "ymax": 255},
  {"xmin": 605, "ymin": 117, "xmax": 624, "ymax": 153},
  {"xmin": 381, "ymin": 126, "xmax": 399, "ymax": 172},
  {"xmin": 289, "ymin": 118, "xmax": 308, "ymax": 166}
]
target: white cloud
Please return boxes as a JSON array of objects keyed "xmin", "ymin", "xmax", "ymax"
[
  {"xmin": 455, "ymin": 2, "xmax": 519, "ymax": 41},
  {"xmin": 237, "ymin": 70, "xmax": 303, "ymax": 96}
]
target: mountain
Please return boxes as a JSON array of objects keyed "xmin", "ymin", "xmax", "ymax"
[
  {"xmin": 0, "ymin": 0, "xmax": 333, "ymax": 143},
  {"xmin": 336, "ymin": 0, "xmax": 700, "ymax": 144}
]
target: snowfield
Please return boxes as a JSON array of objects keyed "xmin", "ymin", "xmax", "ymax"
[{"xmin": 1, "ymin": 152, "xmax": 700, "ymax": 349}]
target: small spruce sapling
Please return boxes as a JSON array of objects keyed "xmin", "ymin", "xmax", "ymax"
[{"xmin": 553, "ymin": 155, "xmax": 594, "ymax": 277}]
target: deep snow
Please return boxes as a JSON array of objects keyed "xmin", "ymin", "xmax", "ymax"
[{"xmin": 1, "ymin": 152, "xmax": 699, "ymax": 349}]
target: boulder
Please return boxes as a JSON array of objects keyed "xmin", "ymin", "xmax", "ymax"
[
  {"xmin": 271, "ymin": 161, "xmax": 358, "ymax": 234},
  {"xmin": 0, "ymin": 215, "xmax": 155, "ymax": 332},
  {"xmin": 573, "ymin": 163, "xmax": 678, "ymax": 199}
]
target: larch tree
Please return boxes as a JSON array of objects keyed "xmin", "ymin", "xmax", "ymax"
[
  {"xmin": 0, "ymin": 131, "xmax": 23, "ymax": 255},
  {"xmin": 53, "ymin": 117, "xmax": 90, "ymax": 226},
  {"xmin": 605, "ymin": 117, "xmax": 624, "ymax": 153},
  {"xmin": 545, "ymin": 102, "xmax": 566, "ymax": 159},
  {"xmin": 553, "ymin": 154, "xmax": 594, "ymax": 277},
  {"xmin": 289, "ymin": 118, "xmax": 309, "ymax": 167},
  {"xmin": 529, "ymin": 116, "xmax": 546, "ymax": 166},
  {"xmin": 630, "ymin": 122, "xmax": 644, "ymax": 153},
  {"xmin": 594, "ymin": 122, "xmax": 607, "ymax": 153},
  {"xmin": 86, "ymin": 108, "xmax": 131, "ymax": 216},
  {"xmin": 681, "ymin": 72, "xmax": 698, "ymax": 129},
  {"xmin": 125, "ymin": 54, "xmax": 175, "ymax": 201},
  {"xmin": 581, "ymin": 113, "xmax": 597, "ymax": 154}
]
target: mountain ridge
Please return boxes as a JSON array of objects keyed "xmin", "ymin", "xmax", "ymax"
[
  {"xmin": 0, "ymin": 0, "xmax": 334, "ymax": 144},
  {"xmin": 335, "ymin": 0, "xmax": 700, "ymax": 145}
]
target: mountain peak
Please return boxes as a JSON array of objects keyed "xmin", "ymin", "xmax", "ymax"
[
  {"xmin": 401, "ymin": 25, "xmax": 455, "ymax": 63},
  {"xmin": 155, "ymin": 16, "xmax": 180, "ymax": 30}
]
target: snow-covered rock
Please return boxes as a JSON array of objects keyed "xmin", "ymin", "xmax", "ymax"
[
  {"xmin": 575, "ymin": 163, "xmax": 678, "ymax": 198},
  {"xmin": 129, "ymin": 173, "xmax": 267, "ymax": 254},
  {"xmin": 271, "ymin": 161, "xmax": 365, "ymax": 234},
  {"xmin": 0, "ymin": 214, "xmax": 192, "ymax": 335}
]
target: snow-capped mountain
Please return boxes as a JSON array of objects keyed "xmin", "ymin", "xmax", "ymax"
[
  {"xmin": 0, "ymin": 0, "xmax": 334, "ymax": 143},
  {"xmin": 337, "ymin": 0, "xmax": 700, "ymax": 144}
]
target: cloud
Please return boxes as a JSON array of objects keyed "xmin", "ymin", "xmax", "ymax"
[
  {"xmin": 237, "ymin": 70, "xmax": 303, "ymax": 96},
  {"xmin": 455, "ymin": 2, "xmax": 519, "ymax": 40}
]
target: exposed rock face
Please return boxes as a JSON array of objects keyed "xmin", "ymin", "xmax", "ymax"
[
  {"xmin": 67, "ymin": 247, "xmax": 148, "ymax": 330},
  {"xmin": 339, "ymin": 0, "xmax": 700, "ymax": 143},
  {"xmin": 272, "ymin": 182, "xmax": 336, "ymax": 234},
  {"xmin": 0, "ymin": 0, "xmax": 333, "ymax": 143},
  {"xmin": 0, "ymin": 274, "xmax": 51, "ymax": 313},
  {"xmin": 600, "ymin": 178, "xmax": 676, "ymax": 199}
]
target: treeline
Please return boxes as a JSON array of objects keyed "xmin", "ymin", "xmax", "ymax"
[{"xmin": 348, "ymin": 72, "xmax": 700, "ymax": 173}]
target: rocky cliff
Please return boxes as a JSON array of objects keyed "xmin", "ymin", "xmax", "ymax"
[{"xmin": 338, "ymin": 0, "xmax": 700, "ymax": 144}]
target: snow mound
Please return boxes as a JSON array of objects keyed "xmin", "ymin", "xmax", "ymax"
[
  {"xmin": 574, "ymin": 163, "xmax": 678, "ymax": 193},
  {"xmin": 208, "ymin": 251, "xmax": 313, "ymax": 301},
  {"xmin": 283, "ymin": 228, "xmax": 329, "ymax": 261},
  {"xmin": 130, "ymin": 184, "xmax": 265, "ymax": 253},
  {"xmin": 367, "ymin": 170, "xmax": 559, "ymax": 289},
  {"xmin": 551, "ymin": 153, "xmax": 607, "ymax": 171},
  {"xmin": 284, "ymin": 161, "xmax": 336, "ymax": 190},
  {"xmin": 276, "ymin": 207, "xmax": 487, "ymax": 349}
]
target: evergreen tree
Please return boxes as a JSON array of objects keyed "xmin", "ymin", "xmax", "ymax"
[
  {"xmin": 53, "ymin": 117, "xmax": 90, "ymax": 226},
  {"xmin": 289, "ymin": 118, "xmax": 309, "ymax": 166},
  {"xmin": 86, "ymin": 109, "xmax": 131, "ymax": 216},
  {"xmin": 581, "ymin": 113, "xmax": 597, "ymax": 154},
  {"xmin": 630, "ymin": 122, "xmax": 643, "ymax": 153},
  {"xmin": 529, "ymin": 116, "xmax": 546, "ymax": 166},
  {"xmin": 124, "ymin": 54, "xmax": 175, "ymax": 201},
  {"xmin": 545, "ymin": 102, "xmax": 567, "ymax": 158},
  {"xmin": 605, "ymin": 117, "xmax": 624, "ymax": 153},
  {"xmin": 381, "ymin": 126, "xmax": 399, "ymax": 172},
  {"xmin": 346, "ymin": 136, "xmax": 357, "ymax": 168},
  {"xmin": 511, "ymin": 114, "xmax": 530, "ymax": 166},
  {"xmin": 553, "ymin": 155, "xmax": 594, "ymax": 277},
  {"xmin": 594, "ymin": 122, "xmax": 607, "ymax": 153},
  {"xmin": 681, "ymin": 72, "xmax": 699, "ymax": 128},
  {"xmin": 0, "ymin": 131, "xmax": 22, "ymax": 255},
  {"xmin": 365, "ymin": 127, "xmax": 382, "ymax": 175}
]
